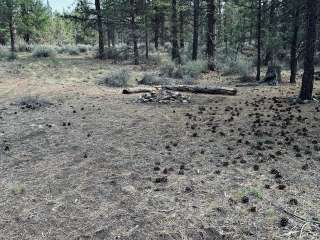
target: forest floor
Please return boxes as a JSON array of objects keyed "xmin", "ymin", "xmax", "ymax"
[{"xmin": 0, "ymin": 54, "xmax": 320, "ymax": 240}]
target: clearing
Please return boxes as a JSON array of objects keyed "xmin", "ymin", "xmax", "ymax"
[{"xmin": 0, "ymin": 55, "xmax": 320, "ymax": 240}]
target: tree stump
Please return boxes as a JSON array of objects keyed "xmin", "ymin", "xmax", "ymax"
[{"xmin": 263, "ymin": 66, "xmax": 282, "ymax": 85}]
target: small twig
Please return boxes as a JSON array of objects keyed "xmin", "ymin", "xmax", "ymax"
[
  {"xmin": 299, "ymin": 222, "xmax": 309, "ymax": 239},
  {"xmin": 270, "ymin": 202, "xmax": 320, "ymax": 225}
]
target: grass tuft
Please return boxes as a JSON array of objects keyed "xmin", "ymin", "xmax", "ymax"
[
  {"xmin": 102, "ymin": 69, "xmax": 130, "ymax": 87},
  {"xmin": 32, "ymin": 45, "xmax": 56, "ymax": 58}
]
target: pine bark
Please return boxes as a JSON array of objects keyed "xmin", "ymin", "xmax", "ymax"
[
  {"xmin": 264, "ymin": 0, "xmax": 276, "ymax": 66},
  {"xmin": 299, "ymin": 0, "xmax": 318, "ymax": 100},
  {"xmin": 171, "ymin": 0, "xmax": 181, "ymax": 63},
  {"xmin": 154, "ymin": 6, "xmax": 160, "ymax": 50},
  {"xmin": 179, "ymin": 10, "xmax": 184, "ymax": 49},
  {"xmin": 289, "ymin": 6, "xmax": 300, "ymax": 84},
  {"xmin": 130, "ymin": 0, "xmax": 139, "ymax": 65},
  {"xmin": 95, "ymin": 0, "xmax": 105, "ymax": 58},
  {"xmin": 206, "ymin": 0, "xmax": 216, "ymax": 71},
  {"xmin": 256, "ymin": 0, "xmax": 262, "ymax": 81},
  {"xmin": 192, "ymin": 0, "xmax": 199, "ymax": 60}
]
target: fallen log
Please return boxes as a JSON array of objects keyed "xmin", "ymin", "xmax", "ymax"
[
  {"xmin": 235, "ymin": 82, "xmax": 260, "ymax": 87},
  {"xmin": 123, "ymin": 85, "xmax": 237, "ymax": 96},
  {"xmin": 122, "ymin": 87, "xmax": 157, "ymax": 94},
  {"xmin": 162, "ymin": 85, "xmax": 237, "ymax": 96}
]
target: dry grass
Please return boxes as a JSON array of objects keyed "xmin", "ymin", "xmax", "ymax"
[{"xmin": 0, "ymin": 52, "xmax": 320, "ymax": 239}]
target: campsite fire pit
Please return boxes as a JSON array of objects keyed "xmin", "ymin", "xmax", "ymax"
[{"xmin": 136, "ymin": 90, "xmax": 191, "ymax": 104}]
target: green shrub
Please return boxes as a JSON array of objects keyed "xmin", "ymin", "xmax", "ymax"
[
  {"xmin": 104, "ymin": 47, "xmax": 119, "ymax": 59},
  {"xmin": 160, "ymin": 60, "xmax": 206, "ymax": 80},
  {"xmin": 103, "ymin": 69, "xmax": 130, "ymax": 87},
  {"xmin": 217, "ymin": 52, "xmax": 254, "ymax": 79},
  {"xmin": 58, "ymin": 45, "xmax": 80, "ymax": 55},
  {"xmin": 181, "ymin": 60, "xmax": 208, "ymax": 78},
  {"xmin": 67, "ymin": 46, "xmax": 80, "ymax": 55},
  {"xmin": 139, "ymin": 73, "xmax": 172, "ymax": 85},
  {"xmin": 7, "ymin": 51, "xmax": 17, "ymax": 61},
  {"xmin": 78, "ymin": 44, "xmax": 90, "ymax": 53},
  {"xmin": 32, "ymin": 45, "xmax": 56, "ymax": 58},
  {"xmin": 139, "ymin": 73, "xmax": 181, "ymax": 86},
  {"xmin": 0, "ymin": 48, "xmax": 17, "ymax": 61},
  {"xmin": 144, "ymin": 53, "xmax": 162, "ymax": 65},
  {"xmin": 99, "ymin": 46, "xmax": 130, "ymax": 62},
  {"xmin": 160, "ymin": 60, "xmax": 176, "ymax": 78}
]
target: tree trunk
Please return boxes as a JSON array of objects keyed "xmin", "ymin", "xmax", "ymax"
[
  {"xmin": 0, "ymin": 33, "xmax": 5, "ymax": 45},
  {"xmin": 256, "ymin": 0, "xmax": 262, "ymax": 81},
  {"xmin": 107, "ymin": 29, "xmax": 111, "ymax": 48},
  {"xmin": 130, "ymin": 0, "xmax": 139, "ymax": 65},
  {"xmin": 206, "ymin": 0, "xmax": 216, "ymax": 71},
  {"xmin": 171, "ymin": 0, "xmax": 181, "ymax": 63},
  {"xmin": 192, "ymin": 0, "xmax": 199, "ymax": 60},
  {"xmin": 106, "ymin": 17, "xmax": 111, "ymax": 48},
  {"xmin": 179, "ymin": 10, "xmax": 184, "ymax": 49},
  {"xmin": 160, "ymin": 10, "xmax": 165, "ymax": 46},
  {"xmin": 299, "ymin": 0, "xmax": 318, "ymax": 100},
  {"xmin": 9, "ymin": 16, "xmax": 15, "ymax": 52},
  {"xmin": 111, "ymin": 28, "xmax": 115, "ymax": 47},
  {"xmin": 145, "ymin": 6, "xmax": 149, "ymax": 60},
  {"xmin": 95, "ymin": 0, "xmax": 105, "ymax": 58},
  {"xmin": 264, "ymin": 0, "xmax": 276, "ymax": 66},
  {"xmin": 217, "ymin": 0, "xmax": 222, "ymax": 43},
  {"xmin": 154, "ymin": 7, "xmax": 160, "ymax": 50},
  {"xmin": 289, "ymin": 6, "xmax": 300, "ymax": 84}
]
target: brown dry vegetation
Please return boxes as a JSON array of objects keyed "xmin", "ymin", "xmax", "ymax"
[{"xmin": 0, "ymin": 54, "xmax": 320, "ymax": 240}]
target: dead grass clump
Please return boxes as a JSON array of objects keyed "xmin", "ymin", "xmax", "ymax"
[
  {"xmin": 32, "ymin": 45, "xmax": 56, "ymax": 58},
  {"xmin": 159, "ymin": 61, "xmax": 183, "ymax": 79},
  {"xmin": 138, "ymin": 73, "xmax": 173, "ymax": 86},
  {"xmin": 77, "ymin": 44, "xmax": 90, "ymax": 53},
  {"xmin": 9, "ymin": 183, "xmax": 26, "ymax": 195},
  {"xmin": 102, "ymin": 68, "xmax": 130, "ymax": 87}
]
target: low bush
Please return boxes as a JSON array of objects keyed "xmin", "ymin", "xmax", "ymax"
[
  {"xmin": 103, "ymin": 69, "xmax": 130, "ymax": 87},
  {"xmin": 16, "ymin": 96, "xmax": 52, "ymax": 110},
  {"xmin": 143, "ymin": 53, "xmax": 162, "ymax": 65},
  {"xmin": 32, "ymin": 45, "xmax": 56, "ymax": 58},
  {"xmin": 181, "ymin": 60, "xmax": 208, "ymax": 78},
  {"xmin": 159, "ymin": 60, "xmax": 176, "ymax": 78},
  {"xmin": 58, "ymin": 45, "xmax": 80, "ymax": 55},
  {"xmin": 65, "ymin": 46, "xmax": 80, "ymax": 55},
  {"xmin": 0, "ymin": 48, "xmax": 17, "ymax": 61},
  {"xmin": 139, "ymin": 73, "xmax": 173, "ymax": 85},
  {"xmin": 104, "ymin": 47, "xmax": 119, "ymax": 59},
  {"xmin": 216, "ymin": 52, "xmax": 254, "ymax": 80},
  {"xmin": 101, "ymin": 45, "xmax": 131, "ymax": 62},
  {"xmin": 77, "ymin": 44, "xmax": 89, "ymax": 53},
  {"xmin": 160, "ymin": 59, "xmax": 206, "ymax": 80}
]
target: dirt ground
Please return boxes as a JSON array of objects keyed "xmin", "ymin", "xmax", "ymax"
[{"xmin": 0, "ymin": 54, "xmax": 320, "ymax": 240}]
